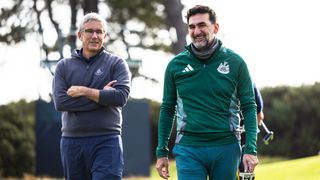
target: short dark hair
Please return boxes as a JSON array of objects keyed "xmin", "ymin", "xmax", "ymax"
[{"xmin": 186, "ymin": 5, "xmax": 217, "ymax": 24}]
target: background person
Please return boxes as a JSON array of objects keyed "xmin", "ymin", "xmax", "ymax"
[
  {"xmin": 254, "ymin": 84, "xmax": 264, "ymax": 125},
  {"xmin": 156, "ymin": 5, "xmax": 258, "ymax": 180},
  {"xmin": 52, "ymin": 12, "xmax": 131, "ymax": 180}
]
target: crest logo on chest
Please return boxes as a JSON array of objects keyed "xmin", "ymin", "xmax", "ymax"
[{"xmin": 217, "ymin": 62, "xmax": 229, "ymax": 74}]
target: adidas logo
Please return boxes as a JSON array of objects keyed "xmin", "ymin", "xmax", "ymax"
[
  {"xmin": 217, "ymin": 61, "xmax": 229, "ymax": 74},
  {"xmin": 94, "ymin": 68, "xmax": 103, "ymax": 76},
  {"xmin": 182, "ymin": 64, "xmax": 194, "ymax": 72}
]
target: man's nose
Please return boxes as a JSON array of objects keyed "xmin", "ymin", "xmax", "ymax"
[{"xmin": 193, "ymin": 26, "xmax": 202, "ymax": 35}]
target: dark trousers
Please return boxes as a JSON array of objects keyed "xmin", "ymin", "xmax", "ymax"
[{"xmin": 60, "ymin": 134, "xmax": 123, "ymax": 180}]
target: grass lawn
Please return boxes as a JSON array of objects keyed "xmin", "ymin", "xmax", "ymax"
[
  {"xmin": 124, "ymin": 155, "xmax": 320, "ymax": 180},
  {"xmin": 255, "ymin": 155, "xmax": 320, "ymax": 180}
]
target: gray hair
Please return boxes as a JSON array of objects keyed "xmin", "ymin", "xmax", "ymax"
[{"xmin": 78, "ymin": 12, "xmax": 107, "ymax": 32}]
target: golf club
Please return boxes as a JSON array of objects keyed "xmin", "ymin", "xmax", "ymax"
[{"xmin": 260, "ymin": 121, "xmax": 274, "ymax": 145}]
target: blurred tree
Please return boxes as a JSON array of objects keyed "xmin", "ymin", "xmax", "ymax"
[
  {"xmin": 163, "ymin": 0, "xmax": 187, "ymax": 54},
  {"xmin": 0, "ymin": 0, "xmax": 187, "ymax": 79},
  {"xmin": 0, "ymin": 100, "xmax": 35, "ymax": 178},
  {"xmin": 258, "ymin": 83, "xmax": 320, "ymax": 158}
]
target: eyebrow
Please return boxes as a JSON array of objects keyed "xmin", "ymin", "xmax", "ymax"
[{"xmin": 188, "ymin": 22, "xmax": 207, "ymax": 27}]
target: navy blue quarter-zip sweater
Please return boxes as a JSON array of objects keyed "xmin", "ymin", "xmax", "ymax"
[{"xmin": 52, "ymin": 48, "xmax": 131, "ymax": 137}]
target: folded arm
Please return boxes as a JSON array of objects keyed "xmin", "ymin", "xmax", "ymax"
[{"xmin": 67, "ymin": 80, "xmax": 130, "ymax": 107}]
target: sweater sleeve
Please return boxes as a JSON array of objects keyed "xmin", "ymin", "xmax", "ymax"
[
  {"xmin": 99, "ymin": 59, "xmax": 131, "ymax": 107},
  {"xmin": 238, "ymin": 61, "xmax": 258, "ymax": 155},
  {"xmin": 156, "ymin": 62, "xmax": 177, "ymax": 158},
  {"xmin": 52, "ymin": 60, "xmax": 100, "ymax": 112},
  {"xmin": 254, "ymin": 83, "xmax": 264, "ymax": 113}
]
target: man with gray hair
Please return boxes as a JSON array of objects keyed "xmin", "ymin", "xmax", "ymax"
[{"xmin": 52, "ymin": 12, "xmax": 131, "ymax": 180}]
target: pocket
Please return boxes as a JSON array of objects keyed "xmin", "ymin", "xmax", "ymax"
[
  {"xmin": 172, "ymin": 144, "xmax": 180, "ymax": 157},
  {"xmin": 236, "ymin": 142, "xmax": 242, "ymax": 158}
]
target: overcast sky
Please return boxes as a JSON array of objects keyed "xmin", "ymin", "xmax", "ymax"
[{"xmin": 1, "ymin": 0, "xmax": 320, "ymax": 104}]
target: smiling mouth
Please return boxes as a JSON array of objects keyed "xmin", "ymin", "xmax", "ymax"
[
  {"xmin": 89, "ymin": 42, "xmax": 99, "ymax": 45},
  {"xmin": 194, "ymin": 35, "xmax": 205, "ymax": 39}
]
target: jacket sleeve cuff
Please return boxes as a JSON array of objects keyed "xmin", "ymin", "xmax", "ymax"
[{"xmin": 156, "ymin": 146, "xmax": 169, "ymax": 158}]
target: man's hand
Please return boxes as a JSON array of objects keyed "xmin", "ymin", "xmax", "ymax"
[
  {"xmin": 103, "ymin": 80, "xmax": 117, "ymax": 90},
  {"xmin": 156, "ymin": 157, "xmax": 170, "ymax": 179},
  {"xmin": 67, "ymin": 86, "xmax": 87, "ymax": 97},
  {"xmin": 242, "ymin": 154, "xmax": 259, "ymax": 173},
  {"xmin": 257, "ymin": 111, "xmax": 264, "ymax": 125}
]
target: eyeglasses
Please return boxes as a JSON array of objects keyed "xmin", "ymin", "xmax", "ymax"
[{"xmin": 82, "ymin": 29, "xmax": 105, "ymax": 36}]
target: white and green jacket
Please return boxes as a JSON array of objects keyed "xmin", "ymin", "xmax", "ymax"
[{"xmin": 157, "ymin": 40, "xmax": 257, "ymax": 157}]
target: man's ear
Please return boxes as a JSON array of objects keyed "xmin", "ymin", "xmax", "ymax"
[
  {"xmin": 78, "ymin": 31, "xmax": 83, "ymax": 41},
  {"xmin": 214, "ymin": 23, "xmax": 219, "ymax": 34}
]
